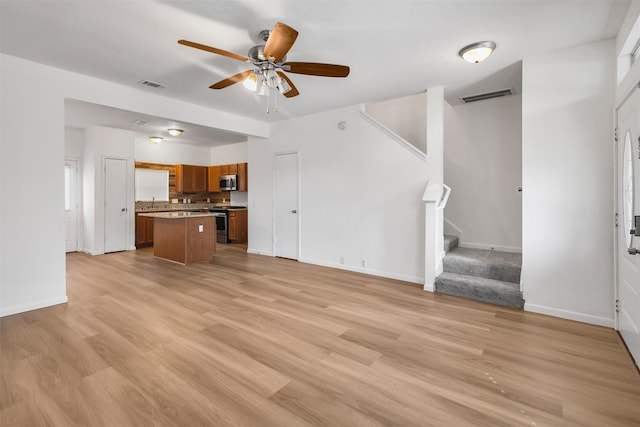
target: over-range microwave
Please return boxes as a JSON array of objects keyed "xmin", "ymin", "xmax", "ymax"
[{"xmin": 219, "ymin": 174, "xmax": 237, "ymax": 191}]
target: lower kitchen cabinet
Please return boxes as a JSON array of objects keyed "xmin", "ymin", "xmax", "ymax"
[
  {"xmin": 135, "ymin": 213, "xmax": 155, "ymax": 246},
  {"xmin": 228, "ymin": 209, "xmax": 247, "ymax": 243}
]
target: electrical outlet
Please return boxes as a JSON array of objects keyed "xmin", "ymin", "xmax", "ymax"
[
  {"xmin": 361, "ymin": 259, "xmax": 367, "ymax": 267},
  {"xmin": 340, "ymin": 256, "xmax": 345, "ymax": 264}
]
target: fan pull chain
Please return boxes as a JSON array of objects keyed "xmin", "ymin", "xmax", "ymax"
[{"xmin": 265, "ymin": 90, "xmax": 278, "ymax": 114}]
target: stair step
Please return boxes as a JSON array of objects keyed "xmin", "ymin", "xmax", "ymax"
[
  {"xmin": 443, "ymin": 247, "xmax": 521, "ymax": 284},
  {"xmin": 435, "ymin": 272, "xmax": 524, "ymax": 308},
  {"xmin": 443, "ymin": 235, "xmax": 459, "ymax": 253}
]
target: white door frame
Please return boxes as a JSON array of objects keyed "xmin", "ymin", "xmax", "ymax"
[
  {"xmin": 65, "ymin": 158, "xmax": 81, "ymax": 252},
  {"xmin": 614, "ymin": 82, "xmax": 640, "ymax": 355},
  {"xmin": 272, "ymin": 151, "xmax": 301, "ymax": 259},
  {"xmin": 615, "ymin": 83, "xmax": 637, "ymax": 330}
]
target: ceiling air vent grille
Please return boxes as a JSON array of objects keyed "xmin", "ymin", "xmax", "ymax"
[
  {"xmin": 460, "ymin": 88, "xmax": 513, "ymax": 103},
  {"xmin": 138, "ymin": 80, "xmax": 166, "ymax": 89}
]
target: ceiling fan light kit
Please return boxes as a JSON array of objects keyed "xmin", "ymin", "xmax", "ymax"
[
  {"xmin": 178, "ymin": 21, "xmax": 350, "ymax": 113},
  {"xmin": 459, "ymin": 41, "xmax": 496, "ymax": 63}
]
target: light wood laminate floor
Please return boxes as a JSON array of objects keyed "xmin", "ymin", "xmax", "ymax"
[{"xmin": 1, "ymin": 245, "xmax": 639, "ymax": 426}]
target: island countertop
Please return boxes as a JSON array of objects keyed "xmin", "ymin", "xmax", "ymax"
[{"xmin": 138, "ymin": 211, "xmax": 225, "ymax": 219}]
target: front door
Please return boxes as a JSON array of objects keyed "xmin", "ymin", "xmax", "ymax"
[
  {"xmin": 616, "ymin": 88, "xmax": 640, "ymax": 366},
  {"xmin": 274, "ymin": 152, "xmax": 299, "ymax": 260},
  {"xmin": 104, "ymin": 157, "xmax": 129, "ymax": 253}
]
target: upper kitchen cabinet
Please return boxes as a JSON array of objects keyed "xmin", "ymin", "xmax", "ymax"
[
  {"xmin": 219, "ymin": 163, "xmax": 238, "ymax": 175},
  {"xmin": 175, "ymin": 164, "xmax": 207, "ymax": 193},
  {"xmin": 237, "ymin": 162, "xmax": 248, "ymax": 192},
  {"xmin": 207, "ymin": 165, "xmax": 221, "ymax": 192}
]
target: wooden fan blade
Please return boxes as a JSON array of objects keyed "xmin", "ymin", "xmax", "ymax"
[
  {"xmin": 178, "ymin": 39, "xmax": 250, "ymax": 62},
  {"xmin": 263, "ymin": 22, "xmax": 298, "ymax": 63},
  {"xmin": 277, "ymin": 72, "xmax": 299, "ymax": 98},
  {"xmin": 209, "ymin": 70, "xmax": 254, "ymax": 89},
  {"xmin": 285, "ymin": 62, "xmax": 350, "ymax": 77}
]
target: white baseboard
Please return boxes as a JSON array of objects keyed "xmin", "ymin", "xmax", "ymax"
[
  {"xmin": 524, "ymin": 303, "xmax": 614, "ymax": 328},
  {"xmin": 84, "ymin": 250, "xmax": 104, "ymax": 256},
  {"xmin": 423, "ymin": 284, "xmax": 434, "ymax": 292},
  {"xmin": 1, "ymin": 295, "xmax": 69, "ymax": 318},
  {"xmin": 247, "ymin": 248, "xmax": 274, "ymax": 256},
  {"xmin": 298, "ymin": 257, "xmax": 423, "ymax": 285},
  {"xmin": 459, "ymin": 242, "xmax": 522, "ymax": 253}
]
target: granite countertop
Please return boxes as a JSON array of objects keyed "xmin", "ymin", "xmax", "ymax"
[
  {"xmin": 138, "ymin": 211, "xmax": 225, "ymax": 219},
  {"xmin": 135, "ymin": 204, "xmax": 247, "ymax": 213}
]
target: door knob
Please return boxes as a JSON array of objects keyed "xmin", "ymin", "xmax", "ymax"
[
  {"xmin": 121, "ymin": 208, "xmax": 127, "ymax": 212},
  {"xmin": 629, "ymin": 247, "xmax": 640, "ymax": 255},
  {"xmin": 291, "ymin": 209, "xmax": 297, "ymax": 214}
]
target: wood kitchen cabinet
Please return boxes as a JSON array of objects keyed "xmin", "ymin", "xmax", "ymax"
[
  {"xmin": 237, "ymin": 162, "xmax": 248, "ymax": 192},
  {"xmin": 207, "ymin": 165, "xmax": 221, "ymax": 192},
  {"xmin": 135, "ymin": 214, "xmax": 154, "ymax": 247},
  {"xmin": 228, "ymin": 209, "xmax": 248, "ymax": 243},
  {"xmin": 219, "ymin": 163, "xmax": 238, "ymax": 176},
  {"xmin": 175, "ymin": 164, "xmax": 207, "ymax": 193}
]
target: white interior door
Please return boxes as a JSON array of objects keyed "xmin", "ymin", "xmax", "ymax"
[
  {"xmin": 64, "ymin": 159, "xmax": 78, "ymax": 252},
  {"xmin": 104, "ymin": 157, "xmax": 129, "ymax": 253},
  {"xmin": 616, "ymin": 89, "xmax": 640, "ymax": 366},
  {"xmin": 274, "ymin": 153, "xmax": 299, "ymax": 260}
]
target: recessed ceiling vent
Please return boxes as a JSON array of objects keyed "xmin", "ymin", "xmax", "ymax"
[
  {"xmin": 138, "ymin": 80, "xmax": 166, "ymax": 89},
  {"xmin": 460, "ymin": 88, "xmax": 513, "ymax": 103}
]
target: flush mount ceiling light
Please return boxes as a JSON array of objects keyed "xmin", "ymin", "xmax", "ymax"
[
  {"xmin": 459, "ymin": 41, "xmax": 496, "ymax": 63},
  {"xmin": 149, "ymin": 136, "xmax": 163, "ymax": 144},
  {"xmin": 167, "ymin": 128, "xmax": 183, "ymax": 136}
]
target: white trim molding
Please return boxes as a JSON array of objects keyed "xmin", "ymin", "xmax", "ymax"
[
  {"xmin": 359, "ymin": 104, "xmax": 427, "ymax": 161},
  {"xmin": 0, "ymin": 296, "xmax": 68, "ymax": 318},
  {"xmin": 524, "ymin": 303, "xmax": 614, "ymax": 328},
  {"xmin": 299, "ymin": 257, "xmax": 423, "ymax": 285}
]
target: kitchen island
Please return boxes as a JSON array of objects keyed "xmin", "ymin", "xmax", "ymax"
[{"xmin": 138, "ymin": 211, "xmax": 222, "ymax": 265}]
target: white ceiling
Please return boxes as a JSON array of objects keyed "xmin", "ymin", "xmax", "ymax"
[
  {"xmin": 0, "ymin": 0, "xmax": 630, "ymax": 142},
  {"xmin": 65, "ymin": 99, "xmax": 247, "ymax": 146}
]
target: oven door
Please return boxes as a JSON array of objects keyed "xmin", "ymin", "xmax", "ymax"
[{"xmin": 211, "ymin": 212, "xmax": 228, "ymax": 243}]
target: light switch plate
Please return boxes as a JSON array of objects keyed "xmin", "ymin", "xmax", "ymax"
[{"xmin": 198, "ymin": 225, "xmax": 204, "ymax": 232}]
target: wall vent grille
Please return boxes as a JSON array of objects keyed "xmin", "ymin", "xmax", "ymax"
[
  {"xmin": 138, "ymin": 80, "xmax": 166, "ymax": 89},
  {"xmin": 460, "ymin": 88, "xmax": 513, "ymax": 103}
]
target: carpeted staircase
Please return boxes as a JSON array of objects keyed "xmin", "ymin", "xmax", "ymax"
[{"xmin": 435, "ymin": 235, "xmax": 524, "ymax": 308}]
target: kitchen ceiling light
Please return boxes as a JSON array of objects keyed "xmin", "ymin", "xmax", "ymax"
[
  {"xmin": 459, "ymin": 41, "xmax": 496, "ymax": 63},
  {"xmin": 167, "ymin": 128, "xmax": 183, "ymax": 136},
  {"xmin": 149, "ymin": 136, "xmax": 163, "ymax": 144}
]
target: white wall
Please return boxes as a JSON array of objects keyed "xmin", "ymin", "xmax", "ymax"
[
  {"xmin": 83, "ymin": 126, "xmax": 136, "ymax": 255},
  {"xmin": 444, "ymin": 95, "xmax": 523, "ymax": 252},
  {"xmin": 0, "ymin": 53, "xmax": 269, "ymax": 317},
  {"xmin": 365, "ymin": 93, "xmax": 427, "ymax": 153},
  {"xmin": 134, "ymin": 137, "xmax": 212, "ymax": 166},
  {"xmin": 65, "ymin": 127, "xmax": 85, "ymax": 159},
  {"xmin": 210, "ymin": 142, "xmax": 248, "ymax": 165},
  {"xmin": 248, "ymin": 105, "xmax": 429, "ymax": 283},
  {"xmin": 1, "ymin": 56, "xmax": 67, "ymax": 316},
  {"xmin": 521, "ymin": 39, "xmax": 615, "ymax": 326}
]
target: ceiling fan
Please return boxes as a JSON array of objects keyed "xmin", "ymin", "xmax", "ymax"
[{"xmin": 178, "ymin": 22, "xmax": 350, "ymax": 104}]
